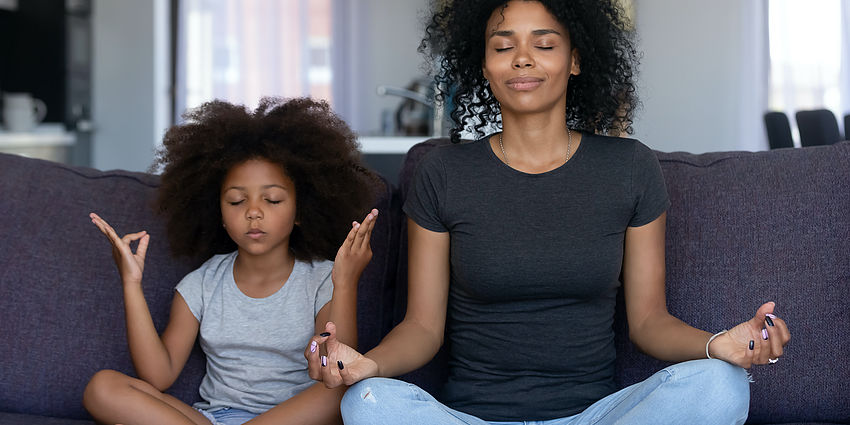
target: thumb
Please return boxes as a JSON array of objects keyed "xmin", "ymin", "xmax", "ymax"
[
  {"xmin": 750, "ymin": 301, "xmax": 776, "ymax": 326},
  {"xmin": 324, "ymin": 321, "xmax": 338, "ymax": 349}
]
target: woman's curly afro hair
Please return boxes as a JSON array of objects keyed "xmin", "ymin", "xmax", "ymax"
[
  {"xmin": 154, "ymin": 97, "xmax": 380, "ymax": 262},
  {"xmin": 421, "ymin": 0, "xmax": 639, "ymax": 142}
]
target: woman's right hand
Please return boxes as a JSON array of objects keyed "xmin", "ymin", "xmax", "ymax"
[
  {"xmin": 305, "ymin": 322, "xmax": 378, "ymax": 388},
  {"xmin": 90, "ymin": 212, "xmax": 149, "ymax": 287}
]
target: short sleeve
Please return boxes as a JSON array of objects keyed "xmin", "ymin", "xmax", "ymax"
[
  {"xmin": 628, "ymin": 142, "xmax": 671, "ymax": 227},
  {"xmin": 403, "ymin": 149, "xmax": 449, "ymax": 232},
  {"xmin": 175, "ymin": 268, "xmax": 204, "ymax": 321},
  {"xmin": 314, "ymin": 264, "xmax": 333, "ymax": 317}
]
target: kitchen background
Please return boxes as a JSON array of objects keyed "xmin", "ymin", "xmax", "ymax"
[{"xmin": 1, "ymin": 0, "xmax": 848, "ymax": 182}]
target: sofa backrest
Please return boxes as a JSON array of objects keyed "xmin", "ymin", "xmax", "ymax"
[
  {"xmin": 0, "ymin": 152, "xmax": 398, "ymax": 420},
  {"xmin": 394, "ymin": 138, "xmax": 850, "ymax": 423}
]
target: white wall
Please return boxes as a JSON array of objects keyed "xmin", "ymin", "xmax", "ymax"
[
  {"xmin": 92, "ymin": 0, "xmax": 170, "ymax": 172},
  {"xmin": 632, "ymin": 0, "xmax": 767, "ymax": 153}
]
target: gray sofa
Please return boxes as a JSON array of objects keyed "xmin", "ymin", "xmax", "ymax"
[{"xmin": 0, "ymin": 139, "xmax": 848, "ymax": 424}]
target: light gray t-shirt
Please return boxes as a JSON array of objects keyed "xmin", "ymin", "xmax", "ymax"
[{"xmin": 175, "ymin": 251, "xmax": 333, "ymax": 414}]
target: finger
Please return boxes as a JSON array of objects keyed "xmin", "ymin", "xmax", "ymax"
[
  {"xmin": 90, "ymin": 214, "xmax": 123, "ymax": 245},
  {"xmin": 341, "ymin": 221, "xmax": 358, "ymax": 252},
  {"xmin": 121, "ymin": 231, "xmax": 148, "ymax": 246},
  {"xmin": 323, "ymin": 321, "xmax": 338, "ymax": 352},
  {"xmin": 305, "ymin": 337, "xmax": 324, "ymax": 380},
  {"xmin": 339, "ymin": 360, "xmax": 357, "ymax": 386},
  {"xmin": 320, "ymin": 354, "xmax": 343, "ymax": 388},
  {"xmin": 769, "ymin": 315, "xmax": 792, "ymax": 345},
  {"xmin": 765, "ymin": 314, "xmax": 790, "ymax": 357},
  {"xmin": 136, "ymin": 234, "xmax": 150, "ymax": 262},
  {"xmin": 359, "ymin": 209, "xmax": 378, "ymax": 250},
  {"xmin": 749, "ymin": 301, "xmax": 776, "ymax": 328}
]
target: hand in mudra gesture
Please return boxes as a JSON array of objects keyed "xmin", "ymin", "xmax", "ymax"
[
  {"xmin": 90, "ymin": 212, "xmax": 149, "ymax": 287},
  {"xmin": 304, "ymin": 321, "xmax": 378, "ymax": 388},
  {"xmin": 709, "ymin": 301, "xmax": 791, "ymax": 368}
]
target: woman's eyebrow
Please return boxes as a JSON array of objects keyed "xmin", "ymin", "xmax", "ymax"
[{"xmin": 488, "ymin": 28, "xmax": 561, "ymax": 39}]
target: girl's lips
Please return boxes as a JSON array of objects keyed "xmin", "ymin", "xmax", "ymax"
[
  {"xmin": 506, "ymin": 77, "xmax": 543, "ymax": 90},
  {"xmin": 247, "ymin": 229, "xmax": 266, "ymax": 239}
]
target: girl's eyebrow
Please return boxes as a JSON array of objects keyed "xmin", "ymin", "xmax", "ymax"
[
  {"xmin": 488, "ymin": 28, "xmax": 561, "ymax": 39},
  {"xmin": 222, "ymin": 184, "xmax": 289, "ymax": 191}
]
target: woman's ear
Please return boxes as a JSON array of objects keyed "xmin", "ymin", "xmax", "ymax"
[{"xmin": 570, "ymin": 48, "xmax": 581, "ymax": 76}]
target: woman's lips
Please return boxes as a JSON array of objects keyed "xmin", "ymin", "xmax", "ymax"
[{"xmin": 506, "ymin": 77, "xmax": 543, "ymax": 90}]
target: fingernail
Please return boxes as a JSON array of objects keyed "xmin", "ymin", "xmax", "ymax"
[
  {"xmin": 354, "ymin": 223, "xmax": 360, "ymax": 229},
  {"xmin": 749, "ymin": 340, "xmax": 755, "ymax": 350},
  {"xmin": 765, "ymin": 316, "xmax": 775, "ymax": 327},
  {"xmin": 310, "ymin": 341, "xmax": 317, "ymax": 353},
  {"xmin": 766, "ymin": 313, "xmax": 777, "ymax": 319},
  {"xmin": 320, "ymin": 332, "xmax": 330, "ymax": 337},
  {"xmin": 321, "ymin": 356, "xmax": 327, "ymax": 367},
  {"xmin": 337, "ymin": 361, "xmax": 344, "ymax": 370},
  {"xmin": 761, "ymin": 328, "xmax": 769, "ymax": 340}
]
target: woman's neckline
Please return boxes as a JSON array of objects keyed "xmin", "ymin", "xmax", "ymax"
[{"xmin": 485, "ymin": 131, "xmax": 588, "ymax": 176}]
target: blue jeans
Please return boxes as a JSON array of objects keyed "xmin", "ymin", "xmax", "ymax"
[
  {"xmin": 196, "ymin": 407, "xmax": 258, "ymax": 425},
  {"xmin": 341, "ymin": 359, "xmax": 750, "ymax": 425}
]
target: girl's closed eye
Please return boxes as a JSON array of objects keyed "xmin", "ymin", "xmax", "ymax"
[{"xmin": 227, "ymin": 199, "xmax": 245, "ymax": 206}]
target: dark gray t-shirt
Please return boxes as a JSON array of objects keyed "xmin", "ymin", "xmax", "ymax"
[{"xmin": 403, "ymin": 134, "xmax": 670, "ymax": 421}]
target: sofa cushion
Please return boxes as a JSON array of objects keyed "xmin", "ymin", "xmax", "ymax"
[
  {"xmin": 615, "ymin": 142, "xmax": 850, "ymax": 424},
  {"xmin": 0, "ymin": 154, "xmax": 207, "ymax": 419}
]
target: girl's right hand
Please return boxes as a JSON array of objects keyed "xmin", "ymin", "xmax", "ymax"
[
  {"xmin": 305, "ymin": 322, "xmax": 378, "ymax": 388},
  {"xmin": 90, "ymin": 213, "xmax": 149, "ymax": 287}
]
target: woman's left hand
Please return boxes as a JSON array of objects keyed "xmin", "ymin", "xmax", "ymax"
[
  {"xmin": 331, "ymin": 209, "xmax": 378, "ymax": 289},
  {"xmin": 709, "ymin": 302, "xmax": 791, "ymax": 368}
]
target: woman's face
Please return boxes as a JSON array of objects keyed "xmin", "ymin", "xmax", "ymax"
[{"xmin": 482, "ymin": 1, "xmax": 580, "ymax": 117}]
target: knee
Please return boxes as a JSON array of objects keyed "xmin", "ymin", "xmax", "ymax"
[
  {"xmin": 83, "ymin": 369, "xmax": 127, "ymax": 411},
  {"xmin": 676, "ymin": 360, "xmax": 750, "ymax": 421},
  {"xmin": 341, "ymin": 378, "xmax": 410, "ymax": 423}
]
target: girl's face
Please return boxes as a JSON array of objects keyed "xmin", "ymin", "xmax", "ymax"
[
  {"xmin": 220, "ymin": 158, "xmax": 297, "ymax": 258},
  {"xmin": 482, "ymin": 1, "xmax": 580, "ymax": 117}
]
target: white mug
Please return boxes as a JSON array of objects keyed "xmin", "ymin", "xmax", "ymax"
[{"xmin": 3, "ymin": 92, "xmax": 47, "ymax": 132}]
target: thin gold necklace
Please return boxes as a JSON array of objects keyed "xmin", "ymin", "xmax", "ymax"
[{"xmin": 498, "ymin": 128, "xmax": 572, "ymax": 166}]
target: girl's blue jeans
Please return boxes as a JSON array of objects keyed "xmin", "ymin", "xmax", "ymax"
[{"xmin": 341, "ymin": 359, "xmax": 750, "ymax": 425}]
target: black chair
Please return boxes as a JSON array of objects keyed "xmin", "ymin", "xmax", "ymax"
[
  {"xmin": 764, "ymin": 111, "xmax": 794, "ymax": 149},
  {"xmin": 844, "ymin": 114, "xmax": 849, "ymax": 141},
  {"xmin": 795, "ymin": 109, "xmax": 841, "ymax": 147}
]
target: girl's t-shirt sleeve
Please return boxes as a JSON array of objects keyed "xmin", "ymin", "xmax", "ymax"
[
  {"xmin": 403, "ymin": 149, "xmax": 448, "ymax": 233},
  {"xmin": 175, "ymin": 268, "xmax": 205, "ymax": 322},
  {"xmin": 313, "ymin": 261, "xmax": 334, "ymax": 317},
  {"xmin": 628, "ymin": 141, "xmax": 671, "ymax": 227}
]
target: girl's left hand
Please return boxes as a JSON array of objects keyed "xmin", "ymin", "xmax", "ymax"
[
  {"xmin": 331, "ymin": 209, "xmax": 379, "ymax": 289},
  {"xmin": 709, "ymin": 301, "xmax": 791, "ymax": 368}
]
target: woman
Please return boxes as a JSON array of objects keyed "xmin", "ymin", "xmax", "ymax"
[{"xmin": 307, "ymin": 1, "xmax": 791, "ymax": 423}]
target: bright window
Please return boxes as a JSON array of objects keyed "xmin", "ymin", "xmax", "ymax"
[
  {"xmin": 175, "ymin": 0, "xmax": 333, "ymax": 117},
  {"xmin": 768, "ymin": 0, "xmax": 844, "ymax": 141}
]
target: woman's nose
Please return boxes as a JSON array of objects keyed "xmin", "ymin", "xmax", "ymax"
[{"xmin": 512, "ymin": 47, "xmax": 534, "ymax": 69}]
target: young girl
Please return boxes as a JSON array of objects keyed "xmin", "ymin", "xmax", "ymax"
[
  {"xmin": 83, "ymin": 97, "xmax": 380, "ymax": 425},
  {"xmin": 310, "ymin": 1, "xmax": 790, "ymax": 424}
]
